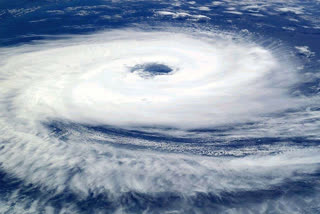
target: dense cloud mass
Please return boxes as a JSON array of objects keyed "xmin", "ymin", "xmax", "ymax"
[
  {"xmin": 0, "ymin": 0, "xmax": 320, "ymax": 213},
  {"xmin": 0, "ymin": 30, "xmax": 302, "ymax": 128}
]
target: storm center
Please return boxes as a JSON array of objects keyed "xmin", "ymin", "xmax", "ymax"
[{"xmin": 130, "ymin": 63, "xmax": 173, "ymax": 78}]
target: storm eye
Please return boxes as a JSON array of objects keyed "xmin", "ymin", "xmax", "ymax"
[{"xmin": 130, "ymin": 63, "xmax": 173, "ymax": 78}]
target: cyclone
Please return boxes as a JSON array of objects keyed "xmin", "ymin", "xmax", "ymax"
[
  {"xmin": 0, "ymin": 30, "xmax": 300, "ymax": 128},
  {"xmin": 1, "ymin": 0, "xmax": 320, "ymax": 213}
]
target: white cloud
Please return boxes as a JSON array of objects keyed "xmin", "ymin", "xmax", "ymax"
[
  {"xmin": 295, "ymin": 46, "xmax": 315, "ymax": 58},
  {"xmin": 198, "ymin": 6, "xmax": 211, "ymax": 11},
  {"xmin": 156, "ymin": 10, "xmax": 210, "ymax": 20},
  {"xmin": 277, "ymin": 6, "xmax": 304, "ymax": 15}
]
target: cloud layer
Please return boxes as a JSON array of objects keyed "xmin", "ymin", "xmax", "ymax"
[{"xmin": 0, "ymin": 28, "xmax": 319, "ymax": 213}]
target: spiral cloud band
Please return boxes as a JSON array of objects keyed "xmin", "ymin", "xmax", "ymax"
[
  {"xmin": 1, "ymin": 30, "xmax": 299, "ymax": 128},
  {"xmin": 0, "ymin": 28, "xmax": 320, "ymax": 213}
]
